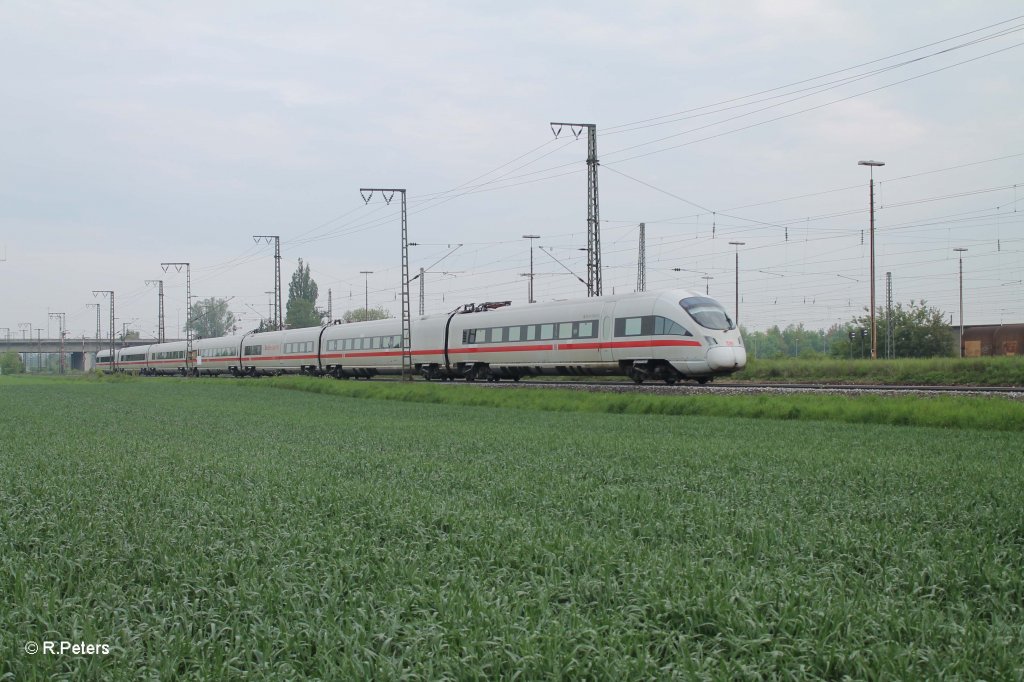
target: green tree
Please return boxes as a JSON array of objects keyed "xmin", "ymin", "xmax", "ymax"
[
  {"xmin": 254, "ymin": 318, "xmax": 277, "ymax": 333},
  {"xmin": 0, "ymin": 351, "xmax": 24, "ymax": 374},
  {"xmin": 743, "ymin": 325, "xmax": 785, "ymax": 359},
  {"xmin": 188, "ymin": 297, "xmax": 236, "ymax": 338},
  {"xmin": 286, "ymin": 259, "xmax": 323, "ymax": 329},
  {"xmin": 342, "ymin": 306, "xmax": 392, "ymax": 323},
  {"xmin": 846, "ymin": 300, "xmax": 953, "ymax": 358}
]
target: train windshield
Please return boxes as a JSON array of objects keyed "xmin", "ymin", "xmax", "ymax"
[{"xmin": 679, "ymin": 297, "xmax": 734, "ymax": 331}]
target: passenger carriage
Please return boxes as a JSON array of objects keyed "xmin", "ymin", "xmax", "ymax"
[
  {"xmin": 195, "ymin": 334, "xmax": 247, "ymax": 376},
  {"xmin": 145, "ymin": 340, "xmax": 190, "ymax": 375},
  {"xmin": 112, "ymin": 289, "xmax": 746, "ymax": 384},
  {"xmin": 237, "ymin": 326, "xmax": 322, "ymax": 376}
]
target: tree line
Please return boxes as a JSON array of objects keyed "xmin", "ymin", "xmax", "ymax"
[{"xmin": 743, "ymin": 300, "xmax": 955, "ymax": 359}]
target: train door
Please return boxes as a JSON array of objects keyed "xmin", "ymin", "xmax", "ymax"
[{"xmin": 600, "ymin": 301, "xmax": 616, "ymax": 365}]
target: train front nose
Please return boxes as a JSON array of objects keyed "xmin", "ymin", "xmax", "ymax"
[{"xmin": 707, "ymin": 344, "xmax": 747, "ymax": 371}]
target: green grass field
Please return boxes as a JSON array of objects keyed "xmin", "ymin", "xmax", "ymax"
[
  {"xmin": 2, "ymin": 378, "xmax": 1022, "ymax": 679},
  {"xmin": 738, "ymin": 355, "xmax": 1024, "ymax": 386}
]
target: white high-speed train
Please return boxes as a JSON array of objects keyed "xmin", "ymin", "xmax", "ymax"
[{"xmin": 96, "ymin": 289, "xmax": 746, "ymax": 384}]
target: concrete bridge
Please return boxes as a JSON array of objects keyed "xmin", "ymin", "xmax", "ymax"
[{"xmin": 0, "ymin": 338, "xmax": 179, "ymax": 372}]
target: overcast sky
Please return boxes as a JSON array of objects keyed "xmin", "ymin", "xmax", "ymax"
[{"xmin": 2, "ymin": 1, "xmax": 1022, "ymax": 340}]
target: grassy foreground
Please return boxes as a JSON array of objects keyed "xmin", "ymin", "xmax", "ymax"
[
  {"xmin": 2, "ymin": 378, "xmax": 1023, "ymax": 679},
  {"xmin": 738, "ymin": 356, "xmax": 1024, "ymax": 386},
  {"xmin": 249, "ymin": 374, "xmax": 1024, "ymax": 432}
]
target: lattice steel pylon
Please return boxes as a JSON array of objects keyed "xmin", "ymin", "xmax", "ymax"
[
  {"xmin": 86, "ymin": 303, "xmax": 100, "ymax": 340},
  {"xmin": 48, "ymin": 312, "xmax": 66, "ymax": 374},
  {"xmin": 885, "ymin": 271, "xmax": 894, "ymax": 359},
  {"xmin": 92, "ymin": 291, "xmax": 115, "ymax": 370},
  {"xmin": 146, "ymin": 280, "xmax": 165, "ymax": 343},
  {"xmin": 253, "ymin": 236, "xmax": 282, "ymax": 329},
  {"xmin": 551, "ymin": 122, "xmax": 600, "ymax": 296},
  {"xmin": 419, "ymin": 268, "xmax": 425, "ymax": 316},
  {"xmin": 161, "ymin": 263, "xmax": 191, "ymax": 374},
  {"xmin": 637, "ymin": 222, "xmax": 646, "ymax": 293},
  {"xmin": 360, "ymin": 188, "xmax": 411, "ymax": 380}
]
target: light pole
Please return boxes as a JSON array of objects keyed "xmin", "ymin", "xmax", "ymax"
[
  {"xmin": 954, "ymin": 247, "xmax": 968, "ymax": 358},
  {"xmin": 729, "ymin": 241, "xmax": 745, "ymax": 326},
  {"xmin": 523, "ymin": 235, "xmax": 540, "ymax": 303},
  {"xmin": 701, "ymin": 275, "xmax": 713, "ymax": 295},
  {"xmin": 359, "ymin": 271, "xmax": 373, "ymax": 321},
  {"xmin": 858, "ymin": 160, "xmax": 885, "ymax": 359}
]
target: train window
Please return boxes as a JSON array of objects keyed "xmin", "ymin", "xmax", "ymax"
[
  {"xmin": 525, "ymin": 325, "xmax": 537, "ymax": 341},
  {"xmin": 393, "ymin": 335, "xmax": 402, "ymax": 348},
  {"xmin": 539, "ymin": 324, "xmax": 554, "ymax": 340},
  {"xmin": 558, "ymin": 323, "xmax": 573, "ymax": 339},
  {"xmin": 507, "ymin": 326, "xmax": 521, "ymax": 342},
  {"xmin": 617, "ymin": 317, "xmax": 643, "ymax": 336},
  {"xmin": 679, "ymin": 297, "xmax": 734, "ymax": 330},
  {"xmin": 577, "ymin": 321, "xmax": 595, "ymax": 338},
  {"xmin": 463, "ymin": 329, "xmax": 477, "ymax": 344},
  {"xmin": 370, "ymin": 337, "xmax": 379, "ymax": 349},
  {"xmin": 491, "ymin": 327, "xmax": 504, "ymax": 343},
  {"xmin": 660, "ymin": 318, "xmax": 691, "ymax": 336}
]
